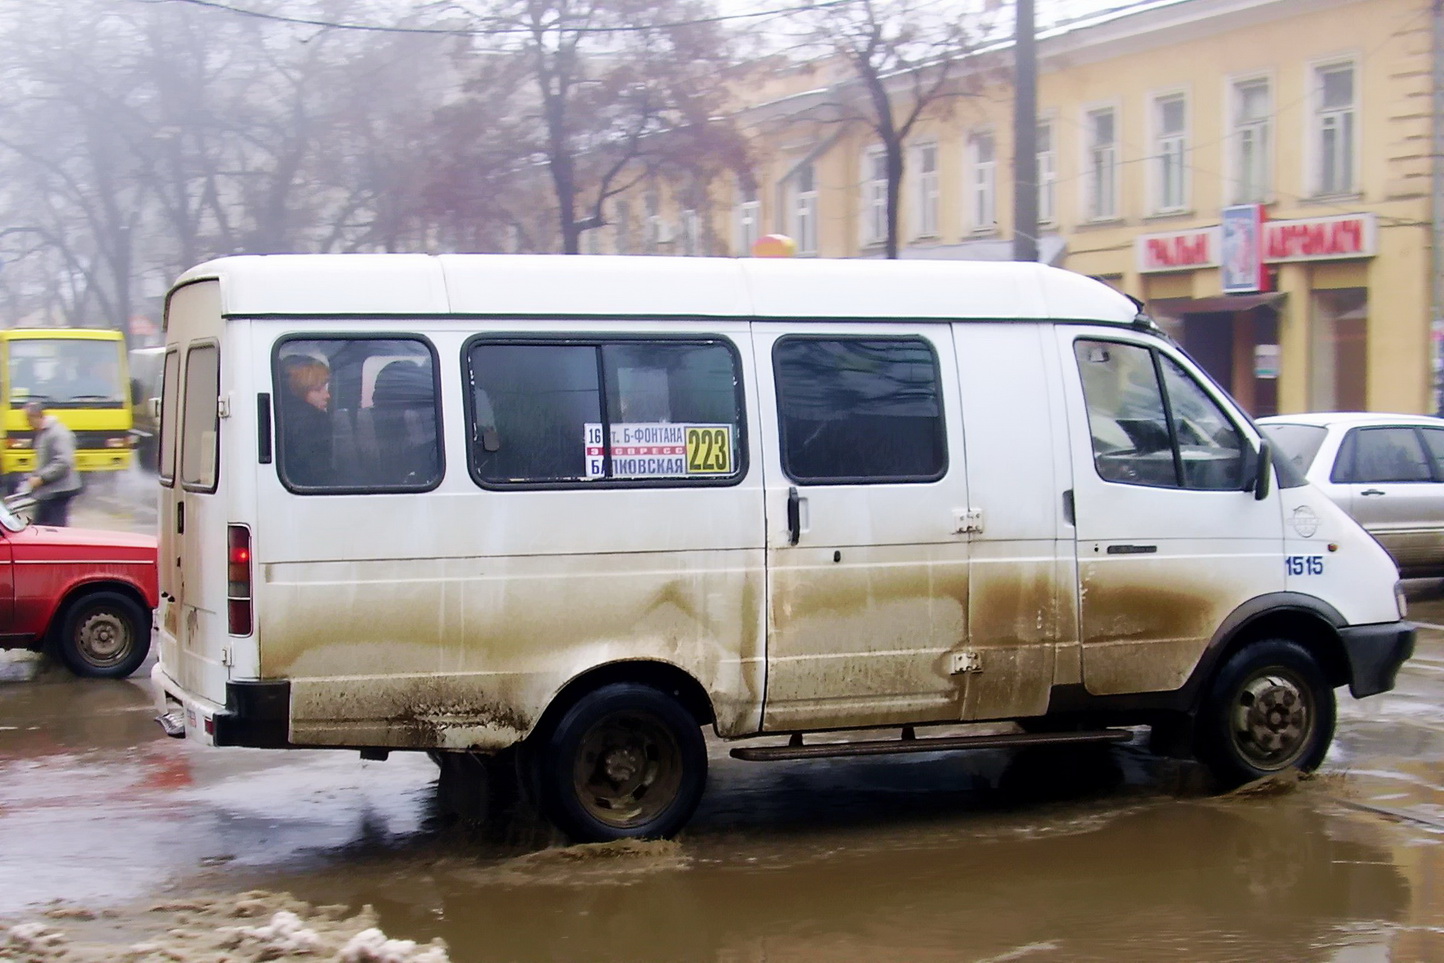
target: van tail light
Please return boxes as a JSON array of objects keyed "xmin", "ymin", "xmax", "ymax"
[{"xmin": 227, "ymin": 524, "xmax": 253, "ymax": 636}]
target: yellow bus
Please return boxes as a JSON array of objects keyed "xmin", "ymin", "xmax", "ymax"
[{"xmin": 2, "ymin": 329, "xmax": 134, "ymax": 478}]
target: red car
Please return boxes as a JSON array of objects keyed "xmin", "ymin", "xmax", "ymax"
[{"xmin": 0, "ymin": 500, "xmax": 158, "ymax": 678}]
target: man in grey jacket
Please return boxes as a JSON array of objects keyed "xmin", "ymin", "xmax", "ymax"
[{"xmin": 24, "ymin": 401, "xmax": 82, "ymax": 526}]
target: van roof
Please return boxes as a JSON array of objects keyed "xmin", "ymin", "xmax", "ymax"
[{"xmin": 171, "ymin": 254, "xmax": 1142, "ymax": 325}]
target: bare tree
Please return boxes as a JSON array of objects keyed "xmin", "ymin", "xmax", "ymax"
[
  {"xmin": 439, "ymin": 0, "xmax": 747, "ymax": 254},
  {"xmin": 774, "ymin": 0, "xmax": 1000, "ymax": 258}
]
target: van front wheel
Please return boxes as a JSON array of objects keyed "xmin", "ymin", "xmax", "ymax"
[
  {"xmin": 56, "ymin": 591, "xmax": 151, "ymax": 679},
  {"xmin": 1196, "ymin": 639, "xmax": 1335, "ymax": 788},
  {"xmin": 535, "ymin": 683, "xmax": 706, "ymax": 842}
]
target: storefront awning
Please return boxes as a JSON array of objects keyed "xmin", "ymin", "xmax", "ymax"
[{"xmin": 1175, "ymin": 292, "xmax": 1286, "ymax": 314}]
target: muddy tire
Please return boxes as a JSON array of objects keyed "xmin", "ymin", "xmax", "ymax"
[
  {"xmin": 534, "ymin": 682, "xmax": 706, "ymax": 843},
  {"xmin": 56, "ymin": 591, "xmax": 150, "ymax": 679},
  {"xmin": 1195, "ymin": 639, "xmax": 1335, "ymax": 788}
]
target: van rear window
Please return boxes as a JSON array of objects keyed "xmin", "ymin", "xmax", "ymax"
[
  {"xmin": 179, "ymin": 344, "xmax": 220, "ymax": 492},
  {"xmin": 467, "ymin": 339, "xmax": 744, "ymax": 488}
]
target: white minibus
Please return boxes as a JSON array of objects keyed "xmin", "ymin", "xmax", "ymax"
[{"xmin": 153, "ymin": 254, "xmax": 1413, "ymax": 841}]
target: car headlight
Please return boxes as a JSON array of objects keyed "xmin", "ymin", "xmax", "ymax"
[{"xmin": 1396, "ymin": 581, "xmax": 1408, "ymax": 620}]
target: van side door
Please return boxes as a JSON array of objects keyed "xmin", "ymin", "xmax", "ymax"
[
  {"xmin": 1060, "ymin": 329, "xmax": 1284, "ymax": 697},
  {"xmin": 751, "ymin": 323, "xmax": 970, "ymax": 731},
  {"xmin": 953, "ymin": 323, "xmax": 1073, "ymax": 721}
]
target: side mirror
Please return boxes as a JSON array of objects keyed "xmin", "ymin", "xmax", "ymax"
[{"xmin": 1253, "ymin": 438, "xmax": 1273, "ymax": 501}]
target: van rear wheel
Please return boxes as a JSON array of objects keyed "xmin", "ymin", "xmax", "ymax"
[
  {"xmin": 56, "ymin": 591, "xmax": 150, "ymax": 679},
  {"xmin": 1196, "ymin": 639, "xmax": 1335, "ymax": 788},
  {"xmin": 535, "ymin": 683, "xmax": 706, "ymax": 842}
]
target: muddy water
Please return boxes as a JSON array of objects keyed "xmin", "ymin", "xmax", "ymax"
[{"xmin": 3, "ymin": 578, "xmax": 1444, "ymax": 959}]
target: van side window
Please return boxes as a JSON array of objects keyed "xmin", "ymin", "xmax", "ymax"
[
  {"xmin": 773, "ymin": 337, "xmax": 946, "ymax": 483},
  {"xmin": 468, "ymin": 339, "xmax": 744, "ymax": 487},
  {"xmin": 274, "ymin": 338, "xmax": 441, "ymax": 493},
  {"xmin": 180, "ymin": 344, "xmax": 220, "ymax": 492},
  {"xmin": 1075, "ymin": 339, "xmax": 1245, "ymax": 490},
  {"xmin": 158, "ymin": 347, "xmax": 180, "ymax": 487}
]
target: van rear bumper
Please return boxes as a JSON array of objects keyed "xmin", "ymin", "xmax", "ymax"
[
  {"xmin": 1340, "ymin": 620, "xmax": 1415, "ymax": 698},
  {"xmin": 214, "ymin": 680, "xmax": 292, "ymax": 748},
  {"xmin": 153, "ymin": 664, "xmax": 291, "ymax": 748}
]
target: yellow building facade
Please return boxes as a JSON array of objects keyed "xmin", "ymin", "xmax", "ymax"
[{"xmin": 721, "ymin": 0, "xmax": 1436, "ymax": 417}]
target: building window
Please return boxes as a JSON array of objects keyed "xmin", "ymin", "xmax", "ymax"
[
  {"xmin": 1232, "ymin": 78, "xmax": 1271, "ymax": 203},
  {"xmin": 792, "ymin": 163, "xmax": 818, "ymax": 255},
  {"xmin": 1310, "ymin": 288, "xmax": 1367, "ymax": 410},
  {"xmin": 680, "ymin": 209, "xmax": 699, "ymax": 255},
  {"xmin": 916, "ymin": 143, "xmax": 939, "ymax": 237},
  {"xmin": 1085, "ymin": 108, "xmax": 1117, "ymax": 220},
  {"xmin": 1314, "ymin": 62, "xmax": 1357, "ymax": 196},
  {"xmin": 645, "ymin": 189, "xmax": 664, "ymax": 253},
  {"xmin": 614, "ymin": 200, "xmax": 632, "ymax": 254},
  {"xmin": 773, "ymin": 337, "xmax": 946, "ymax": 483},
  {"xmin": 968, "ymin": 130, "xmax": 996, "ymax": 231},
  {"xmin": 1154, "ymin": 93, "xmax": 1187, "ymax": 213},
  {"xmin": 274, "ymin": 338, "xmax": 442, "ymax": 493},
  {"xmin": 1037, "ymin": 121, "xmax": 1056, "ymax": 224},
  {"xmin": 862, "ymin": 147, "xmax": 888, "ymax": 246},
  {"xmin": 468, "ymin": 339, "xmax": 745, "ymax": 488},
  {"xmin": 734, "ymin": 181, "xmax": 760, "ymax": 255}
]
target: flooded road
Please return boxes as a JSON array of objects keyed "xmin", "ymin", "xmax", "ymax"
[{"xmin": 3, "ymin": 484, "xmax": 1444, "ymax": 959}]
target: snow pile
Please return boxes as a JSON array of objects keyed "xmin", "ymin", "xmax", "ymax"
[
  {"xmin": 5, "ymin": 921, "xmax": 66, "ymax": 955},
  {"xmin": 225, "ymin": 909, "xmax": 324, "ymax": 956},
  {"xmin": 340, "ymin": 927, "xmax": 451, "ymax": 963},
  {"xmin": 0, "ymin": 892, "xmax": 450, "ymax": 962}
]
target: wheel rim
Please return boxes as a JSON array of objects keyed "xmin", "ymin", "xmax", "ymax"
[
  {"xmin": 1229, "ymin": 667, "xmax": 1315, "ymax": 771},
  {"xmin": 572, "ymin": 709, "xmax": 685, "ymax": 830},
  {"xmin": 75, "ymin": 609, "xmax": 132, "ymax": 668}
]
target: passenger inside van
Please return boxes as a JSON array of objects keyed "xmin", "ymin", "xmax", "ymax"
[
  {"xmin": 279, "ymin": 355, "xmax": 333, "ymax": 486},
  {"xmin": 367, "ymin": 360, "xmax": 438, "ymax": 485}
]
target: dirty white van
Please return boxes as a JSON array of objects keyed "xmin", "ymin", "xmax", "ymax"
[{"xmin": 152, "ymin": 254, "xmax": 1413, "ymax": 842}]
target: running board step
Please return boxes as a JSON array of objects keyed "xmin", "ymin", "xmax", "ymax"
[{"xmin": 729, "ymin": 728, "xmax": 1132, "ymax": 762}]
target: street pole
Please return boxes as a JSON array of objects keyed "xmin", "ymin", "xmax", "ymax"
[
  {"xmin": 1432, "ymin": 0, "xmax": 1444, "ymax": 413},
  {"xmin": 1012, "ymin": 0, "xmax": 1039, "ymax": 263}
]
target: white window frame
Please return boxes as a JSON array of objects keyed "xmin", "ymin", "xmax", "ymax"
[
  {"xmin": 1036, "ymin": 118, "xmax": 1056, "ymax": 225},
  {"xmin": 914, "ymin": 142, "xmax": 940, "ymax": 238},
  {"xmin": 734, "ymin": 179, "xmax": 760, "ymax": 256},
  {"xmin": 861, "ymin": 146, "xmax": 889, "ymax": 246},
  {"xmin": 967, "ymin": 129, "xmax": 997, "ymax": 233},
  {"xmin": 792, "ymin": 162, "xmax": 818, "ymax": 256},
  {"xmin": 1082, "ymin": 104, "xmax": 1119, "ymax": 221},
  {"xmin": 1309, "ymin": 57, "xmax": 1360, "ymax": 197},
  {"xmin": 1227, "ymin": 73, "xmax": 1273, "ymax": 205},
  {"xmin": 1150, "ymin": 90, "xmax": 1188, "ymax": 214}
]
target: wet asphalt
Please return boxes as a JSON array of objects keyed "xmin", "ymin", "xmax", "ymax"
[{"xmin": 2, "ymin": 477, "xmax": 1443, "ymax": 961}]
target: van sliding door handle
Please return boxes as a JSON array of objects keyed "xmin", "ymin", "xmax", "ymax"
[
  {"xmin": 1106, "ymin": 543, "xmax": 1157, "ymax": 555},
  {"xmin": 786, "ymin": 487, "xmax": 801, "ymax": 546},
  {"xmin": 1360, "ymin": 489, "xmax": 1386, "ymax": 496}
]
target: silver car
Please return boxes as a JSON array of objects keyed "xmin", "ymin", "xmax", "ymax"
[{"xmin": 1258, "ymin": 412, "xmax": 1444, "ymax": 578}]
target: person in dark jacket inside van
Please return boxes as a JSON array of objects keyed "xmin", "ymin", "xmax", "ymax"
[
  {"xmin": 24, "ymin": 401, "xmax": 82, "ymax": 526},
  {"xmin": 280, "ymin": 356, "xmax": 333, "ymax": 486}
]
